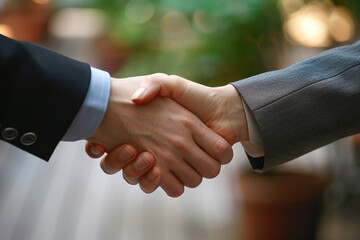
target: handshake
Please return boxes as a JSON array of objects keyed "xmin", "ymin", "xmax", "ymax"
[
  {"xmin": 85, "ymin": 73, "xmax": 262, "ymax": 197},
  {"xmin": 2, "ymin": 34, "xmax": 357, "ymax": 197}
]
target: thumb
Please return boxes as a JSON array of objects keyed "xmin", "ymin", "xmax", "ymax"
[
  {"xmin": 130, "ymin": 74, "xmax": 187, "ymax": 105},
  {"xmin": 130, "ymin": 83, "xmax": 161, "ymax": 105},
  {"xmin": 85, "ymin": 142, "xmax": 106, "ymax": 158}
]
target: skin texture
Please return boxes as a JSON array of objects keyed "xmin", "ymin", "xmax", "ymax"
[
  {"xmin": 131, "ymin": 74, "xmax": 249, "ymax": 145},
  {"xmin": 87, "ymin": 75, "xmax": 233, "ymax": 197},
  {"xmin": 86, "ymin": 74, "xmax": 254, "ymax": 196},
  {"xmin": 131, "ymin": 74, "xmax": 263, "ymax": 157}
]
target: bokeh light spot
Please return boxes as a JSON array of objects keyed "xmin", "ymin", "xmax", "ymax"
[
  {"xmin": 329, "ymin": 7, "xmax": 355, "ymax": 42},
  {"xmin": 193, "ymin": 10, "xmax": 215, "ymax": 33},
  {"xmin": 284, "ymin": 3, "xmax": 331, "ymax": 47},
  {"xmin": 49, "ymin": 8, "xmax": 106, "ymax": 39},
  {"xmin": 0, "ymin": 24, "xmax": 14, "ymax": 38},
  {"xmin": 125, "ymin": 0, "xmax": 155, "ymax": 24}
]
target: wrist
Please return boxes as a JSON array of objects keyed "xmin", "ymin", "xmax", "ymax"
[
  {"xmin": 216, "ymin": 85, "xmax": 249, "ymax": 144},
  {"xmin": 63, "ymin": 67, "xmax": 110, "ymax": 141},
  {"xmin": 87, "ymin": 77, "xmax": 130, "ymax": 151}
]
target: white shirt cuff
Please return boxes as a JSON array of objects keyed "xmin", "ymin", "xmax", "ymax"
[
  {"xmin": 62, "ymin": 67, "xmax": 111, "ymax": 141},
  {"xmin": 242, "ymin": 100, "xmax": 265, "ymax": 157}
]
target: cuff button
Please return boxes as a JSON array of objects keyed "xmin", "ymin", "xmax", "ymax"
[
  {"xmin": 21, "ymin": 132, "xmax": 37, "ymax": 146},
  {"xmin": 2, "ymin": 128, "xmax": 18, "ymax": 140}
]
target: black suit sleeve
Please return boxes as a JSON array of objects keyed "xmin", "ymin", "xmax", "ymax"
[{"xmin": 0, "ymin": 34, "xmax": 91, "ymax": 160}]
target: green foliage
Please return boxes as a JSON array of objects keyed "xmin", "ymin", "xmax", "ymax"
[{"xmin": 88, "ymin": 0, "xmax": 357, "ymax": 85}]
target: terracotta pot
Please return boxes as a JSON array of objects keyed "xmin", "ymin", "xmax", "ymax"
[
  {"xmin": 0, "ymin": 2, "xmax": 51, "ymax": 42},
  {"xmin": 238, "ymin": 171, "xmax": 327, "ymax": 240},
  {"xmin": 352, "ymin": 133, "xmax": 360, "ymax": 148}
]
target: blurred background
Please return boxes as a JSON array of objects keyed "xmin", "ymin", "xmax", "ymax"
[{"xmin": 1, "ymin": 0, "xmax": 360, "ymax": 239}]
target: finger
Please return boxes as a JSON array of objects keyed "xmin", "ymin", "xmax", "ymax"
[
  {"xmin": 139, "ymin": 166, "xmax": 162, "ymax": 194},
  {"xmin": 174, "ymin": 118, "xmax": 223, "ymax": 178},
  {"xmin": 131, "ymin": 73, "xmax": 186, "ymax": 104},
  {"xmin": 183, "ymin": 146, "xmax": 222, "ymax": 179},
  {"xmin": 100, "ymin": 144, "xmax": 137, "ymax": 175},
  {"xmin": 122, "ymin": 152, "xmax": 156, "ymax": 185},
  {"xmin": 85, "ymin": 142, "xmax": 106, "ymax": 158},
  {"xmin": 159, "ymin": 171, "xmax": 185, "ymax": 198},
  {"xmin": 131, "ymin": 84, "xmax": 160, "ymax": 104},
  {"xmin": 168, "ymin": 159, "xmax": 203, "ymax": 188},
  {"xmin": 192, "ymin": 120, "xmax": 233, "ymax": 165}
]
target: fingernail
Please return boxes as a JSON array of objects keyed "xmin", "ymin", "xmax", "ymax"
[
  {"xmin": 90, "ymin": 146, "xmax": 101, "ymax": 156},
  {"xmin": 131, "ymin": 87, "xmax": 146, "ymax": 100},
  {"xmin": 118, "ymin": 146, "xmax": 133, "ymax": 161},
  {"xmin": 147, "ymin": 170, "xmax": 158, "ymax": 181},
  {"xmin": 134, "ymin": 158, "xmax": 149, "ymax": 171}
]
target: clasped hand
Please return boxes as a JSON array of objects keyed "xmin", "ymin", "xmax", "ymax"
[{"xmin": 87, "ymin": 74, "xmax": 249, "ymax": 197}]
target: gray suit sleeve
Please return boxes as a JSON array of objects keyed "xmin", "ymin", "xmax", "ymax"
[{"xmin": 231, "ymin": 41, "xmax": 360, "ymax": 172}]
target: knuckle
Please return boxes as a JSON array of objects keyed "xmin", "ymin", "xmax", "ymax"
[
  {"xmin": 150, "ymin": 73, "xmax": 168, "ymax": 80},
  {"xmin": 168, "ymin": 74, "xmax": 183, "ymax": 83},
  {"xmin": 169, "ymin": 135, "xmax": 188, "ymax": 151},
  {"xmin": 168, "ymin": 75, "xmax": 187, "ymax": 97},
  {"xmin": 181, "ymin": 114, "xmax": 196, "ymax": 129}
]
